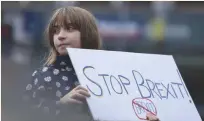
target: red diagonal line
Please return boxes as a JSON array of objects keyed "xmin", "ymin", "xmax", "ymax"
[{"xmin": 133, "ymin": 101, "xmax": 156, "ymax": 116}]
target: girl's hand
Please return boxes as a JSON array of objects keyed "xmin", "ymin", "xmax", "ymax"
[
  {"xmin": 60, "ymin": 85, "xmax": 91, "ymax": 105},
  {"xmin": 146, "ymin": 113, "xmax": 160, "ymax": 121}
]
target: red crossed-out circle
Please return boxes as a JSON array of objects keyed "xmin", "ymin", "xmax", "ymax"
[{"xmin": 132, "ymin": 98, "xmax": 157, "ymax": 120}]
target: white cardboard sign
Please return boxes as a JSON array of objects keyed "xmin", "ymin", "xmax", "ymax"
[{"xmin": 67, "ymin": 48, "xmax": 202, "ymax": 121}]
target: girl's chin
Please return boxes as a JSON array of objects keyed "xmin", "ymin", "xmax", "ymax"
[
  {"xmin": 58, "ymin": 46, "xmax": 81, "ymax": 55},
  {"xmin": 58, "ymin": 49, "xmax": 68, "ymax": 55}
]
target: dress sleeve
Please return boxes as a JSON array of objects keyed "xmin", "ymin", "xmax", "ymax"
[
  {"xmin": 22, "ymin": 68, "xmax": 92, "ymax": 121},
  {"xmin": 22, "ymin": 69, "xmax": 62, "ymax": 120}
]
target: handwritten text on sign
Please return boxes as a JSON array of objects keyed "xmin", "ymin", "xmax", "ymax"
[
  {"xmin": 83, "ymin": 66, "xmax": 189, "ymax": 100},
  {"xmin": 67, "ymin": 48, "xmax": 202, "ymax": 121}
]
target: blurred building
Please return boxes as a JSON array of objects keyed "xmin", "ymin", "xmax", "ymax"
[{"xmin": 1, "ymin": 1, "xmax": 204, "ymax": 120}]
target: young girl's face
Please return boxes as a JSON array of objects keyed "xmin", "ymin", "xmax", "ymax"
[{"xmin": 53, "ymin": 25, "xmax": 81, "ymax": 55}]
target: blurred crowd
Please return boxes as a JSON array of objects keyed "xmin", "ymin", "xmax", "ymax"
[{"xmin": 1, "ymin": 1, "xmax": 204, "ymax": 121}]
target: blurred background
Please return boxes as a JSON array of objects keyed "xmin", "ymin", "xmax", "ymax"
[{"xmin": 1, "ymin": 1, "xmax": 204, "ymax": 121}]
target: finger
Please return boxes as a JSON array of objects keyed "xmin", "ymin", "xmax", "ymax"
[
  {"xmin": 67, "ymin": 98, "xmax": 83, "ymax": 104},
  {"xmin": 146, "ymin": 112, "xmax": 151, "ymax": 118},
  {"xmin": 146, "ymin": 115, "xmax": 153, "ymax": 120},
  {"xmin": 153, "ymin": 117, "xmax": 159, "ymax": 121},
  {"xmin": 77, "ymin": 89, "xmax": 91, "ymax": 97},
  {"xmin": 151, "ymin": 115, "xmax": 159, "ymax": 121},
  {"xmin": 75, "ymin": 85, "xmax": 88, "ymax": 92},
  {"xmin": 146, "ymin": 116, "xmax": 149, "ymax": 120},
  {"xmin": 146, "ymin": 113, "xmax": 155, "ymax": 120},
  {"xmin": 151, "ymin": 117, "xmax": 158, "ymax": 121},
  {"xmin": 72, "ymin": 93, "xmax": 87, "ymax": 100},
  {"xmin": 147, "ymin": 115, "xmax": 159, "ymax": 121}
]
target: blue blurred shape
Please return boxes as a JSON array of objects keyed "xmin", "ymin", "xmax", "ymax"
[{"xmin": 22, "ymin": 10, "xmax": 45, "ymax": 44}]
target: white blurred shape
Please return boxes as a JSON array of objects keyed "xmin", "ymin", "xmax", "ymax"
[
  {"xmin": 12, "ymin": 14, "xmax": 32, "ymax": 45},
  {"xmin": 55, "ymin": 1, "xmax": 79, "ymax": 7},
  {"xmin": 10, "ymin": 46, "xmax": 32, "ymax": 65},
  {"xmin": 144, "ymin": 24, "xmax": 191, "ymax": 40},
  {"xmin": 98, "ymin": 20, "xmax": 140, "ymax": 38},
  {"xmin": 152, "ymin": 1, "xmax": 175, "ymax": 18},
  {"xmin": 19, "ymin": 1, "xmax": 30, "ymax": 8},
  {"xmin": 109, "ymin": 1, "xmax": 124, "ymax": 9}
]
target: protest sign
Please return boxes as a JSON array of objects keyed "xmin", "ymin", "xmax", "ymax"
[{"xmin": 67, "ymin": 48, "xmax": 202, "ymax": 121}]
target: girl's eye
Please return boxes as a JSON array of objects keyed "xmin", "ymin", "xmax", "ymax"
[
  {"xmin": 52, "ymin": 24, "xmax": 76, "ymax": 34},
  {"xmin": 53, "ymin": 26, "xmax": 60, "ymax": 34},
  {"xmin": 67, "ymin": 25, "xmax": 75, "ymax": 32}
]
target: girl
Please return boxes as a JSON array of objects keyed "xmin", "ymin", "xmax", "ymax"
[{"xmin": 23, "ymin": 6, "xmax": 159, "ymax": 121}]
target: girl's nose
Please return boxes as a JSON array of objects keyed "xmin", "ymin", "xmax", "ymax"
[{"xmin": 58, "ymin": 28, "xmax": 67, "ymax": 41}]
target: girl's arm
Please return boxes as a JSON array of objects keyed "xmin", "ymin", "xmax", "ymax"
[
  {"xmin": 22, "ymin": 69, "xmax": 91, "ymax": 121},
  {"xmin": 22, "ymin": 70, "xmax": 64, "ymax": 120}
]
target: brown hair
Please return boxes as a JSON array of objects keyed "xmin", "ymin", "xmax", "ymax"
[{"xmin": 44, "ymin": 6, "xmax": 102, "ymax": 65}]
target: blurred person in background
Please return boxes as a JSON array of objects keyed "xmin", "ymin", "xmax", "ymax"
[
  {"xmin": 22, "ymin": 6, "xmax": 160, "ymax": 121},
  {"xmin": 1, "ymin": 10, "xmax": 14, "ymax": 58}
]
